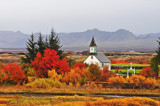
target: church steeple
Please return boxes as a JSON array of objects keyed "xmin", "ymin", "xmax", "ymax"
[
  {"xmin": 89, "ymin": 37, "xmax": 97, "ymax": 47},
  {"xmin": 89, "ymin": 37, "xmax": 97, "ymax": 54}
]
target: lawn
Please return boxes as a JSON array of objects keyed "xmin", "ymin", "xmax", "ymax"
[
  {"xmin": 111, "ymin": 69, "xmax": 142, "ymax": 74},
  {"xmin": 111, "ymin": 64, "xmax": 150, "ymax": 67}
]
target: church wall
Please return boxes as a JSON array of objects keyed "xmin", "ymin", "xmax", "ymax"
[
  {"xmin": 84, "ymin": 55, "xmax": 101, "ymax": 67},
  {"xmin": 103, "ymin": 63, "xmax": 111, "ymax": 71},
  {"xmin": 84, "ymin": 55, "xmax": 111, "ymax": 70}
]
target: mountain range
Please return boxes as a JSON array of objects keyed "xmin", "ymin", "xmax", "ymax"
[{"xmin": 0, "ymin": 29, "xmax": 159, "ymax": 51}]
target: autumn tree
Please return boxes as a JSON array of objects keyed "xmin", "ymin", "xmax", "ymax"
[
  {"xmin": 48, "ymin": 69, "xmax": 62, "ymax": 81},
  {"xmin": 88, "ymin": 64, "xmax": 101, "ymax": 81},
  {"xmin": 0, "ymin": 69, "xmax": 7, "ymax": 83},
  {"xmin": 100, "ymin": 66, "xmax": 111, "ymax": 81},
  {"xmin": 139, "ymin": 67, "xmax": 156, "ymax": 78},
  {"xmin": 31, "ymin": 48, "xmax": 70, "ymax": 78},
  {"xmin": 73, "ymin": 62, "xmax": 86, "ymax": 69},
  {"xmin": 143, "ymin": 78, "xmax": 156, "ymax": 90},
  {"xmin": 22, "ymin": 28, "xmax": 65, "ymax": 64},
  {"xmin": 108, "ymin": 76, "xmax": 125, "ymax": 88},
  {"xmin": 3, "ymin": 63, "xmax": 26, "ymax": 84},
  {"xmin": 0, "ymin": 62, "xmax": 7, "ymax": 83},
  {"xmin": 127, "ymin": 75, "xmax": 146, "ymax": 89},
  {"xmin": 62, "ymin": 66, "xmax": 88, "ymax": 85}
]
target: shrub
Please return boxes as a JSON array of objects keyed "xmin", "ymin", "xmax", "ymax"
[
  {"xmin": 3, "ymin": 63, "xmax": 26, "ymax": 84},
  {"xmin": 87, "ymin": 97, "xmax": 160, "ymax": 106},
  {"xmin": 139, "ymin": 67, "xmax": 156, "ymax": 78},
  {"xmin": 0, "ymin": 69, "xmax": 7, "ymax": 83},
  {"xmin": 127, "ymin": 75, "xmax": 146, "ymax": 89},
  {"xmin": 26, "ymin": 78, "xmax": 62, "ymax": 88},
  {"xmin": 62, "ymin": 68, "xmax": 89, "ymax": 85},
  {"xmin": 143, "ymin": 77, "xmax": 156, "ymax": 89},
  {"xmin": 26, "ymin": 68, "xmax": 37, "ymax": 77},
  {"xmin": 108, "ymin": 76, "xmax": 125, "ymax": 88},
  {"xmin": 48, "ymin": 69, "xmax": 62, "ymax": 81}
]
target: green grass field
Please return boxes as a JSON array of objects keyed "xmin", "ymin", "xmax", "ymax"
[
  {"xmin": 111, "ymin": 64, "xmax": 150, "ymax": 67},
  {"xmin": 111, "ymin": 69, "xmax": 142, "ymax": 74}
]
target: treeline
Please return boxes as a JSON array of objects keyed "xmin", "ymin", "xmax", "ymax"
[{"xmin": 21, "ymin": 28, "xmax": 64, "ymax": 63}]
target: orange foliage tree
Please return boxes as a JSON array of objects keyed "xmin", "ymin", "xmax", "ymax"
[
  {"xmin": 88, "ymin": 64, "xmax": 101, "ymax": 81},
  {"xmin": 108, "ymin": 76, "xmax": 125, "ymax": 88},
  {"xmin": 139, "ymin": 67, "xmax": 156, "ymax": 78},
  {"xmin": 62, "ymin": 66, "xmax": 88, "ymax": 85},
  {"xmin": 143, "ymin": 77, "xmax": 156, "ymax": 89},
  {"xmin": 127, "ymin": 75, "xmax": 146, "ymax": 89},
  {"xmin": 3, "ymin": 63, "xmax": 26, "ymax": 84},
  {"xmin": 31, "ymin": 48, "xmax": 70, "ymax": 77}
]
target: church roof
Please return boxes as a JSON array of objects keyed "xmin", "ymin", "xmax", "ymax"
[
  {"xmin": 95, "ymin": 52, "xmax": 110, "ymax": 63},
  {"xmin": 89, "ymin": 37, "xmax": 97, "ymax": 47}
]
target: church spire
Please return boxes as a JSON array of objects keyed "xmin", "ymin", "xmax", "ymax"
[
  {"xmin": 89, "ymin": 37, "xmax": 97, "ymax": 47},
  {"xmin": 89, "ymin": 37, "xmax": 97, "ymax": 54}
]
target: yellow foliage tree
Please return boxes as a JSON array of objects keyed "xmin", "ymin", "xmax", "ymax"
[{"xmin": 48, "ymin": 69, "xmax": 62, "ymax": 81}]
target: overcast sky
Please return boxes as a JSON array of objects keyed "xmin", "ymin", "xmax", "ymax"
[{"xmin": 0, "ymin": 0, "xmax": 160, "ymax": 35}]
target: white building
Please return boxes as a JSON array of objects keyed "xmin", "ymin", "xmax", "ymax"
[{"xmin": 84, "ymin": 37, "xmax": 111, "ymax": 70}]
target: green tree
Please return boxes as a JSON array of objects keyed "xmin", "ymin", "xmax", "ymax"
[
  {"xmin": 21, "ymin": 28, "xmax": 65, "ymax": 64},
  {"xmin": 48, "ymin": 28, "xmax": 64, "ymax": 59},
  {"xmin": 150, "ymin": 56, "xmax": 159, "ymax": 76},
  {"xmin": 150, "ymin": 37, "xmax": 160, "ymax": 76},
  {"xmin": 37, "ymin": 33, "xmax": 45, "ymax": 55},
  {"xmin": 21, "ymin": 34, "xmax": 37, "ymax": 63}
]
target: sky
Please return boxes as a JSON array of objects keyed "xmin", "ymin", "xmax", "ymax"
[{"xmin": 0, "ymin": 0, "xmax": 160, "ymax": 35}]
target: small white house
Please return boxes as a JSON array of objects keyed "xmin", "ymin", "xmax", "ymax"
[{"xmin": 84, "ymin": 37, "xmax": 111, "ymax": 70}]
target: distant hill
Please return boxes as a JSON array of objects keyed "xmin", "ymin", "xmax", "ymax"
[
  {"xmin": 59, "ymin": 29, "xmax": 159, "ymax": 51},
  {"xmin": 0, "ymin": 29, "xmax": 159, "ymax": 51}
]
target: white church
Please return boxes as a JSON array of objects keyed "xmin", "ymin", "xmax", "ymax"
[{"xmin": 84, "ymin": 37, "xmax": 111, "ymax": 70}]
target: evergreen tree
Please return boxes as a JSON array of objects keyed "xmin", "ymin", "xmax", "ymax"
[
  {"xmin": 37, "ymin": 33, "xmax": 45, "ymax": 55},
  {"xmin": 21, "ymin": 34, "xmax": 37, "ymax": 63},
  {"xmin": 150, "ymin": 37, "xmax": 160, "ymax": 76},
  {"xmin": 48, "ymin": 28, "xmax": 64, "ymax": 59},
  {"xmin": 156, "ymin": 37, "xmax": 160, "ymax": 59},
  {"xmin": 45, "ymin": 35, "xmax": 49, "ymax": 48},
  {"xmin": 21, "ymin": 28, "xmax": 65, "ymax": 64}
]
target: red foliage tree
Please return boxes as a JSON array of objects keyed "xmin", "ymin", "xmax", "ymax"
[
  {"xmin": 31, "ymin": 48, "xmax": 70, "ymax": 77},
  {"xmin": 3, "ymin": 63, "xmax": 26, "ymax": 84},
  {"xmin": 100, "ymin": 66, "xmax": 111, "ymax": 81},
  {"xmin": 139, "ymin": 67, "xmax": 156, "ymax": 78},
  {"xmin": 73, "ymin": 62, "xmax": 86, "ymax": 69}
]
